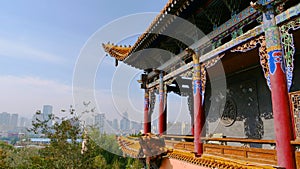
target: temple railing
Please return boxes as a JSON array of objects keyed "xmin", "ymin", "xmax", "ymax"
[
  {"xmin": 201, "ymin": 138, "xmax": 277, "ymax": 166},
  {"xmin": 290, "ymin": 141, "xmax": 300, "ymax": 168},
  {"xmin": 162, "ymin": 134, "xmax": 194, "ymax": 141},
  {"xmin": 163, "ymin": 135, "xmax": 279, "ymax": 167},
  {"xmin": 162, "ymin": 135, "xmax": 300, "ymax": 167},
  {"xmin": 163, "ymin": 135, "xmax": 194, "ymax": 152},
  {"xmin": 202, "ymin": 137, "xmax": 276, "ymax": 146}
]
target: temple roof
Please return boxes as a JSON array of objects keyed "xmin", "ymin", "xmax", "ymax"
[
  {"xmin": 102, "ymin": 0, "xmax": 262, "ymax": 69},
  {"xmin": 102, "ymin": 0, "xmax": 180, "ymax": 62}
]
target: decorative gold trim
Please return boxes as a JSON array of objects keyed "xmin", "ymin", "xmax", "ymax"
[
  {"xmin": 266, "ymin": 45, "xmax": 281, "ymax": 53},
  {"xmin": 166, "ymin": 149, "xmax": 274, "ymax": 169},
  {"xmin": 185, "ymin": 48, "xmax": 201, "ymax": 81}
]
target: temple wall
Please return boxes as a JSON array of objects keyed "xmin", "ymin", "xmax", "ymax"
[
  {"xmin": 205, "ymin": 66, "xmax": 275, "ymax": 141},
  {"xmin": 204, "ymin": 29, "xmax": 300, "ymax": 141},
  {"xmin": 160, "ymin": 158, "xmax": 210, "ymax": 169}
]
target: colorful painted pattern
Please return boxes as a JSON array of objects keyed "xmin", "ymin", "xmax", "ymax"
[
  {"xmin": 147, "ymin": 5, "xmax": 299, "ymax": 90},
  {"xmin": 207, "ymin": 6, "xmax": 257, "ymax": 41},
  {"xmin": 280, "ymin": 17, "xmax": 300, "ymax": 91},
  {"xmin": 276, "ymin": 3, "xmax": 300, "ymax": 24},
  {"xmin": 231, "ymin": 17, "xmax": 300, "ymax": 92},
  {"xmin": 259, "ymin": 41, "xmax": 272, "ymax": 90},
  {"xmin": 193, "ymin": 80, "xmax": 201, "ymax": 95},
  {"xmin": 201, "ymin": 25, "xmax": 263, "ymax": 62},
  {"xmin": 190, "ymin": 49, "xmax": 202, "ymax": 97},
  {"xmin": 159, "ymin": 72, "xmax": 164, "ymax": 102},
  {"xmin": 263, "ymin": 8, "xmax": 286, "ymax": 86},
  {"xmin": 265, "ymin": 28, "xmax": 281, "ymax": 52},
  {"xmin": 144, "ymin": 90, "xmax": 149, "ymax": 109},
  {"xmin": 268, "ymin": 49, "xmax": 285, "ymax": 75}
]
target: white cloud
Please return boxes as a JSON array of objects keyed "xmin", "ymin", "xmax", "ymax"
[{"xmin": 0, "ymin": 38, "xmax": 64, "ymax": 63}]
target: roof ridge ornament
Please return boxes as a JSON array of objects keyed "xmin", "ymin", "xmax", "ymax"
[{"xmin": 250, "ymin": 1, "xmax": 267, "ymax": 12}]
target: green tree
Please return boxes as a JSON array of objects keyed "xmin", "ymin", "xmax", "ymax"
[{"xmin": 28, "ymin": 107, "xmax": 88, "ymax": 168}]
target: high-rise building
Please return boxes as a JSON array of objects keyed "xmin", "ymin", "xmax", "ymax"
[
  {"xmin": 43, "ymin": 105, "xmax": 53, "ymax": 127},
  {"xmin": 95, "ymin": 113, "xmax": 105, "ymax": 133},
  {"xmin": 120, "ymin": 112, "xmax": 130, "ymax": 132},
  {"xmin": 19, "ymin": 117, "xmax": 31, "ymax": 128},
  {"xmin": 19, "ymin": 117, "xmax": 26, "ymax": 127},
  {"xmin": 10, "ymin": 113, "xmax": 18, "ymax": 130},
  {"xmin": 112, "ymin": 118, "xmax": 119, "ymax": 130},
  {"xmin": 0, "ymin": 112, "xmax": 11, "ymax": 131},
  {"xmin": 104, "ymin": 119, "xmax": 114, "ymax": 134}
]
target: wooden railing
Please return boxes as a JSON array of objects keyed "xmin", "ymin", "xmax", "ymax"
[
  {"xmin": 163, "ymin": 135, "xmax": 194, "ymax": 152},
  {"xmin": 202, "ymin": 137, "xmax": 276, "ymax": 145},
  {"xmin": 203, "ymin": 144, "xmax": 277, "ymax": 165},
  {"xmin": 162, "ymin": 134, "xmax": 194, "ymax": 142},
  {"xmin": 291, "ymin": 141, "xmax": 300, "ymax": 169},
  {"xmin": 163, "ymin": 135, "xmax": 279, "ymax": 167},
  {"xmin": 201, "ymin": 137, "xmax": 278, "ymax": 165}
]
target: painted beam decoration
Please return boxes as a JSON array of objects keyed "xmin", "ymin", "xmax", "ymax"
[
  {"xmin": 205, "ymin": 6, "xmax": 258, "ymax": 45},
  {"xmin": 191, "ymin": 50, "xmax": 201, "ymax": 95},
  {"xmin": 276, "ymin": 3, "xmax": 300, "ymax": 24}
]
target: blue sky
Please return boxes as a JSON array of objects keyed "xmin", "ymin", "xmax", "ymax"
[{"xmin": 0, "ymin": 0, "xmax": 191, "ymax": 123}]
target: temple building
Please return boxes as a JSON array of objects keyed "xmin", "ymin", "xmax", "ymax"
[{"xmin": 103, "ymin": 0, "xmax": 300, "ymax": 168}]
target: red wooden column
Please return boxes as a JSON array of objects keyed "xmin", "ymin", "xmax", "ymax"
[
  {"xmin": 144, "ymin": 89, "xmax": 151, "ymax": 134},
  {"xmin": 188, "ymin": 48, "xmax": 205, "ymax": 156},
  {"xmin": 191, "ymin": 111, "xmax": 195, "ymax": 136},
  {"xmin": 188, "ymin": 95, "xmax": 195, "ymax": 135},
  {"xmin": 262, "ymin": 5, "xmax": 296, "ymax": 169},
  {"xmin": 158, "ymin": 71, "xmax": 167, "ymax": 136}
]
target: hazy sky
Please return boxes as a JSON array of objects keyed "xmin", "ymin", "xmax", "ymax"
[{"xmin": 0, "ymin": 0, "xmax": 191, "ymax": 123}]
